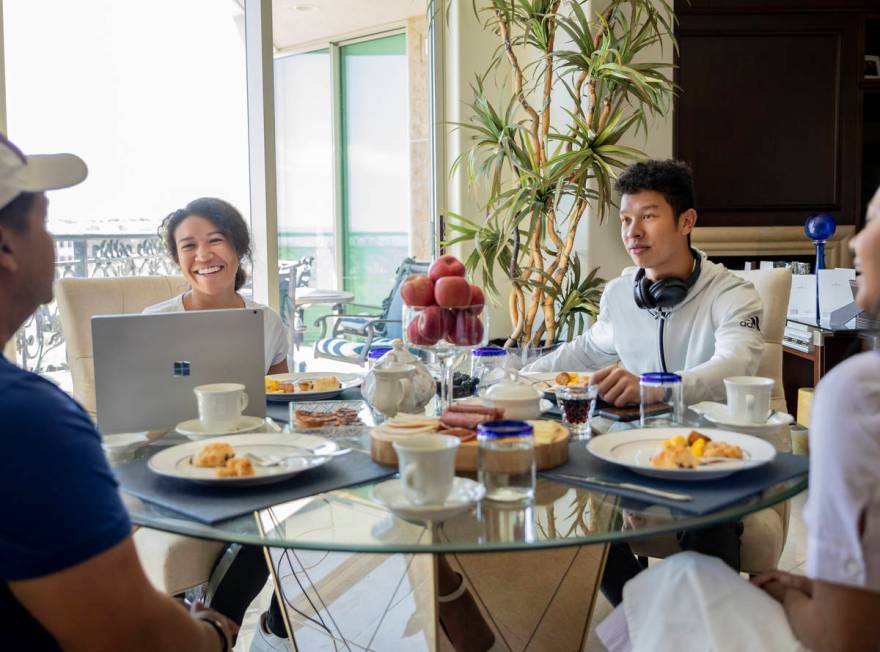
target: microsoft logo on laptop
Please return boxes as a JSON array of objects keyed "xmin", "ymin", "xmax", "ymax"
[{"xmin": 173, "ymin": 361, "xmax": 191, "ymax": 377}]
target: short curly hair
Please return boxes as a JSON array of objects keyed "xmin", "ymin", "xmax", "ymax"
[
  {"xmin": 614, "ymin": 159, "xmax": 695, "ymax": 219},
  {"xmin": 159, "ymin": 197, "xmax": 252, "ymax": 291}
]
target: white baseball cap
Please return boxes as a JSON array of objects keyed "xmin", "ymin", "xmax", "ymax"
[{"xmin": 0, "ymin": 133, "xmax": 87, "ymax": 211}]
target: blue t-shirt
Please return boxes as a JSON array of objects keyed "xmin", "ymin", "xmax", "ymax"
[{"xmin": 0, "ymin": 354, "xmax": 131, "ymax": 649}]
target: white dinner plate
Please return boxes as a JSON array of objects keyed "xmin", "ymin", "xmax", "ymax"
[
  {"xmin": 370, "ymin": 477, "xmax": 485, "ymax": 522},
  {"xmin": 689, "ymin": 402, "xmax": 795, "ymax": 433},
  {"xmin": 175, "ymin": 415, "xmax": 265, "ymax": 440},
  {"xmin": 148, "ymin": 433, "xmax": 338, "ymax": 487},
  {"xmin": 587, "ymin": 427, "xmax": 777, "ymax": 481},
  {"xmin": 265, "ymin": 372, "xmax": 362, "ymax": 402}
]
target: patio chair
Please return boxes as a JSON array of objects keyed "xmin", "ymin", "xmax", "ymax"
[
  {"xmin": 312, "ymin": 256, "xmax": 429, "ymax": 366},
  {"xmin": 55, "ymin": 276, "xmax": 224, "ymax": 596},
  {"xmin": 630, "ymin": 268, "xmax": 793, "ymax": 574}
]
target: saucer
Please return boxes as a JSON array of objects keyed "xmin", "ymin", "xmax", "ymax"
[
  {"xmin": 175, "ymin": 415, "xmax": 265, "ymax": 440},
  {"xmin": 370, "ymin": 477, "xmax": 486, "ymax": 523},
  {"xmin": 689, "ymin": 401, "xmax": 794, "ymax": 433}
]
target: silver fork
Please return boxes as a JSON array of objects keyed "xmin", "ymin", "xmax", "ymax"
[{"xmin": 245, "ymin": 449, "xmax": 351, "ymax": 467}]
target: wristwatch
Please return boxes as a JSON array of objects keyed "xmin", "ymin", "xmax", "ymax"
[{"xmin": 194, "ymin": 612, "xmax": 231, "ymax": 652}]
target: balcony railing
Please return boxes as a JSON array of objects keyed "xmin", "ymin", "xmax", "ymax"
[{"xmin": 16, "ymin": 234, "xmax": 176, "ymax": 373}]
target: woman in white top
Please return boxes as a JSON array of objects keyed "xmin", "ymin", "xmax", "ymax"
[
  {"xmin": 144, "ymin": 197, "xmax": 291, "ymax": 643},
  {"xmin": 143, "ymin": 197, "xmax": 288, "ymax": 374},
  {"xmin": 598, "ymin": 187, "xmax": 880, "ymax": 652}
]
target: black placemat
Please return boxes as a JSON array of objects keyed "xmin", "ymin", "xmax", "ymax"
[
  {"xmin": 541, "ymin": 445, "xmax": 808, "ymax": 514},
  {"xmin": 115, "ymin": 447, "xmax": 393, "ymax": 524}
]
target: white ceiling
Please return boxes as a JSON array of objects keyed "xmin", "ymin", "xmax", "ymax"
[{"xmin": 269, "ymin": 0, "xmax": 426, "ymax": 51}]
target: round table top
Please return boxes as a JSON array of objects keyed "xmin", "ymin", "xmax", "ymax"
[{"xmin": 117, "ymin": 395, "xmax": 808, "ymax": 554}]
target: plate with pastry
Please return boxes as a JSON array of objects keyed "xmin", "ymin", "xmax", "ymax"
[
  {"xmin": 519, "ymin": 371, "xmax": 594, "ymax": 398},
  {"xmin": 265, "ymin": 372, "xmax": 362, "ymax": 401},
  {"xmin": 148, "ymin": 433, "xmax": 339, "ymax": 486},
  {"xmin": 587, "ymin": 428, "xmax": 776, "ymax": 481}
]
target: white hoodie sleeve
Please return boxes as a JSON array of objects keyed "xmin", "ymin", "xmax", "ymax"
[
  {"xmin": 678, "ymin": 282, "xmax": 765, "ymax": 404},
  {"xmin": 522, "ymin": 290, "xmax": 619, "ymax": 372}
]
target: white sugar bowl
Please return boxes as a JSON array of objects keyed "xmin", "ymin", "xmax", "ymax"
[{"xmin": 483, "ymin": 375, "xmax": 542, "ymax": 420}]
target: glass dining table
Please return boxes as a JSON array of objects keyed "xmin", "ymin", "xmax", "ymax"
[{"xmin": 115, "ymin": 393, "xmax": 808, "ymax": 651}]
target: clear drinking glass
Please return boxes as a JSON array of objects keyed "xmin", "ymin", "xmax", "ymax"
[
  {"xmin": 471, "ymin": 347, "xmax": 507, "ymax": 391},
  {"xmin": 477, "ymin": 420, "xmax": 535, "ymax": 503},
  {"xmin": 639, "ymin": 372, "xmax": 684, "ymax": 427},
  {"xmin": 555, "ymin": 384, "xmax": 598, "ymax": 439}
]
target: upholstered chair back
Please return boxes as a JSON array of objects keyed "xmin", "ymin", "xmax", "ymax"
[
  {"xmin": 731, "ymin": 268, "xmax": 793, "ymax": 413},
  {"xmin": 55, "ymin": 276, "xmax": 188, "ymax": 417}
]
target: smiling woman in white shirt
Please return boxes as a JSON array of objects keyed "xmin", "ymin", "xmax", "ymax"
[
  {"xmin": 598, "ymin": 187, "xmax": 880, "ymax": 652},
  {"xmin": 143, "ymin": 197, "xmax": 288, "ymax": 374},
  {"xmin": 143, "ymin": 197, "xmax": 291, "ymax": 645}
]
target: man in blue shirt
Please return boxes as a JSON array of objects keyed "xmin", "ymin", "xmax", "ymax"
[{"xmin": 0, "ymin": 134, "xmax": 237, "ymax": 650}]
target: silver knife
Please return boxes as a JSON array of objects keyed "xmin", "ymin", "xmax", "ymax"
[{"xmin": 552, "ymin": 474, "xmax": 693, "ymax": 501}]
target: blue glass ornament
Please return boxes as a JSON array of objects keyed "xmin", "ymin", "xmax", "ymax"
[{"xmin": 804, "ymin": 213, "xmax": 837, "ymax": 321}]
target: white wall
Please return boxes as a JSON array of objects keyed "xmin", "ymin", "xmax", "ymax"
[
  {"xmin": 441, "ymin": 1, "xmax": 515, "ymax": 338},
  {"xmin": 581, "ymin": 0, "xmax": 674, "ymax": 282}
]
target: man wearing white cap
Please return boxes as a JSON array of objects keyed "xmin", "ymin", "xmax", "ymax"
[{"xmin": 0, "ymin": 135, "xmax": 238, "ymax": 650}]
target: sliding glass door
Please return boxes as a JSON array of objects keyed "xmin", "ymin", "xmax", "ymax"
[
  {"xmin": 274, "ymin": 32, "xmax": 411, "ymax": 326},
  {"xmin": 340, "ymin": 34, "xmax": 410, "ymax": 307}
]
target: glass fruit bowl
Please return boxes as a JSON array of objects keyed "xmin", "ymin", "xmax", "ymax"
[{"xmin": 402, "ymin": 304, "xmax": 489, "ymax": 410}]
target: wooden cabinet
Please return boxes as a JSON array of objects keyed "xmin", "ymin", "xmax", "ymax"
[{"xmin": 674, "ymin": 1, "xmax": 879, "ymax": 230}]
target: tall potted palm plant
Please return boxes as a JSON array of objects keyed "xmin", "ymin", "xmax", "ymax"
[{"xmin": 445, "ymin": 0, "xmax": 675, "ymax": 349}]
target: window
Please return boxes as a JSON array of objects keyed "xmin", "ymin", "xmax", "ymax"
[
  {"xmin": 274, "ymin": 31, "xmax": 415, "ymax": 333},
  {"xmin": 4, "ymin": 0, "xmax": 248, "ymax": 375}
]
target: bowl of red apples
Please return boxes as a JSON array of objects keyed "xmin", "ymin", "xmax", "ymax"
[{"xmin": 400, "ymin": 254, "xmax": 488, "ymax": 349}]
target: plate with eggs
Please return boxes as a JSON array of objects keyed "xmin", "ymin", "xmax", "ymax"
[
  {"xmin": 587, "ymin": 428, "xmax": 776, "ymax": 480},
  {"xmin": 148, "ymin": 433, "xmax": 338, "ymax": 486}
]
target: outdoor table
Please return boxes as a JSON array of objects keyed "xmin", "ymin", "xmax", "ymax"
[{"xmin": 117, "ymin": 391, "xmax": 807, "ymax": 651}]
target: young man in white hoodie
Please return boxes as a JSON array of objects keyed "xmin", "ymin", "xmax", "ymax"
[
  {"xmin": 526, "ymin": 159, "xmax": 766, "ymax": 606},
  {"xmin": 524, "ymin": 160, "xmax": 764, "ymax": 407}
]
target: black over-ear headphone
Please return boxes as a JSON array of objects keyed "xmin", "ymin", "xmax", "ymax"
[{"xmin": 633, "ymin": 248, "xmax": 702, "ymax": 311}]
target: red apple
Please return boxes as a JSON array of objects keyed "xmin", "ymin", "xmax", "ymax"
[
  {"xmin": 428, "ymin": 254, "xmax": 466, "ymax": 282},
  {"xmin": 400, "ymin": 274, "xmax": 435, "ymax": 307},
  {"xmin": 452, "ymin": 310, "xmax": 484, "ymax": 346},
  {"xmin": 418, "ymin": 306, "xmax": 445, "ymax": 342},
  {"xmin": 468, "ymin": 284, "xmax": 485, "ymax": 314},
  {"xmin": 406, "ymin": 317, "xmax": 437, "ymax": 345},
  {"xmin": 434, "ymin": 276, "xmax": 472, "ymax": 308}
]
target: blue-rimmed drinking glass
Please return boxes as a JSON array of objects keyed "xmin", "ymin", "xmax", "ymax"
[
  {"xmin": 477, "ymin": 420, "xmax": 535, "ymax": 502},
  {"xmin": 639, "ymin": 372, "xmax": 683, "ymax": 427}
]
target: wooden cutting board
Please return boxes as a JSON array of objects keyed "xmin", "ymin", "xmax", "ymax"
[{"xmin": 370, "ymin": 419, "xmax": 570, "ymax": 471}]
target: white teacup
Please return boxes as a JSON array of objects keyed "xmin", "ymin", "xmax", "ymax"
[
  {"xmin": 195, "ymin": 383, "xmax": 249, "ymax": 431},
  {"xmin": 392, "ymin": 434, "xmax": 460, "ymax": 506},
  {"xmin": 724, "ymin": 376, "xmax": 774, "ymax": 424}
]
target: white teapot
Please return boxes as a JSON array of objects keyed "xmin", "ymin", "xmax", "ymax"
[{"xmin": 362, "ymin": 340, "xmax": 435, "ymax": 414}]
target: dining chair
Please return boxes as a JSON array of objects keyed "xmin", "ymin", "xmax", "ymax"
[
  {"xmin": 630, "ymin": 267, "xmax": 794, "ymax": 575},
  {"xmin": 55, "ymin": 275, "xmax": 225, "ymax": 596}
]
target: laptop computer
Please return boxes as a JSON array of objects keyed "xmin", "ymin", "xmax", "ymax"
[{"xmin": 92, "ymin": 309, "xmax": 267, "ymax": 434}]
